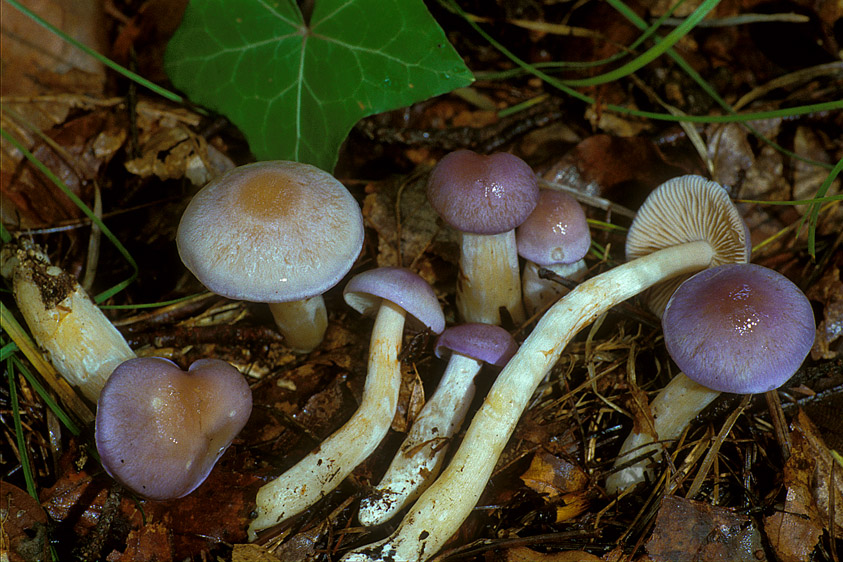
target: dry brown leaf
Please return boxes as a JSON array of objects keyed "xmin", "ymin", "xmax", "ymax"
[
  {"xmin": 807, "ymin": 265, "xmax": 843, "ymax": 360},
  {"xmin": 504, "ymin": 547, "xmax": 603, "ymax": 562},
  {"xmin": 105, "ymin": 522, "xmax": 172, "ymax": 562},
  {"xmin": 0, "ymin": 0, "xmax": 106, "ymax": 96},
  {"xmin": 232, "ymin": 543, "xmax": 283, "ymax": 562},
  {"xmin": 646, "ymin": 495, "xmax": 767, "ymax": 562},
  {"xmin": 520, "ymin": 451, "xmax": 589, "ymax": 499},
  {"xmin": 1, "ymin": 481, "xmax": 50, "ymax": 562},
  {"xmin": 706, "ymin": 123, "xmax": 754, "ymax": 188}
]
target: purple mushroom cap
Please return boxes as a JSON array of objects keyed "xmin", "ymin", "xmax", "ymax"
[
  {"xmin": 434, "ymin": 323, "xmax": 518, "ymax": 367},
  {"xmin": 516, "ymin": 189, "xmax": 591, "ymax": 266},
  {"xmin": 343, "ymin": 267, "xmax": 446, "ymax": 334},
  {"xmin": 95, "ymin": 357, "xmax": 252, "ymax": 500},
  {"xmin": 427, "ymin": 150, "xmax": 539, "ymax": 235},
  {"xmin": 662, "ymin": 263, "xmax": 815, "ymax": 394}
]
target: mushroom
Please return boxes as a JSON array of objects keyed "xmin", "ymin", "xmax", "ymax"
[
  {"xmin": 427, "ymin": 149, "xmax": 539, "ymax": 325},
  {"xmin": 358, "ymin": 322, "xmax": 517, "ymax": 526},
  {"xmin": 605, "ymin": 263, "xmax": 815, "ymax": 493},
  {"xmin": 1, "ymin": 240, "xmax": 134, "ymax": 405},
  {"xmin": 516, "ymin": 189, "xmax": 591, "ymax": 315},
  {"xmin": 248, "ymin": 267, "xmax": 444, "ymax": 539},
  {"xmin": 95, "ymin": 357, "xmax": 252, "ymax": 500},
  {"xmin": 340, "ymin": 175, "xmax": 749, "ymax": 562},
  {"xmin": 177, "ymin": 161, "xmax": 364, "ymax": 353}
]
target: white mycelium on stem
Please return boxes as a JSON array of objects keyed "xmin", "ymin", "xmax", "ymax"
[
  {"xmin": 341, "ymin": 175, "xmax": 749, "ymax": 562},
  {"xmin": 248, "ymin": 267, "xmax": 444, "ymax": 540}
]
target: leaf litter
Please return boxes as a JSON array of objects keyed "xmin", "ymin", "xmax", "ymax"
[{"xmin": 1, "ymin": 0, "xmax": 842, "ymax": 561}]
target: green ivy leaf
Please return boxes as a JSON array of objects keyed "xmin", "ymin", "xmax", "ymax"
[{"xmin": 164, "ymin": 0, "xmax": 474, "ymax": 171}]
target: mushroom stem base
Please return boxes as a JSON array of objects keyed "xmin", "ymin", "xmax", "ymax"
[
  {"xmin": 605, "ymin": 373, "xmax": 720, "ymax": 494},
  {"xmin": 249, "ymin": 300, "xmax": 406, "ymax": 540},
  {"xmin": 269, "ymin": 296, "xmax": 328, "ymax": 353}
]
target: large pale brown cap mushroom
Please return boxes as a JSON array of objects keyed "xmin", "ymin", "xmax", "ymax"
[
  {"xmin": 625, "ymin": 175, "xmax": 750, "ymax": 316},
  {"xmin": 177, "ymin": 161, "xmax": 364, "ymax": 352}
]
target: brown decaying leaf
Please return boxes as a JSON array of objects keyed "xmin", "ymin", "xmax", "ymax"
[
  {"xmin": 501, "ymin": 547, "xmax": 603, "ymax": 562},
  {"xmin": 1, "ymin": 481, "xmax": 50, "ymax": 562},
  {"xmin": 646, "ymin": 495, "xmax": 767, "ymax": 562},
  {"xmin": 764, "ymin": 408, "xmax": 843, "ymax": 561},
  {"xmin": 808, "ymin": 265, "xmax": 843, "ymax": 360}
]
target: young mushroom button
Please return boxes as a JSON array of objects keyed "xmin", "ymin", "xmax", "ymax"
[
  {"xmin": 516, "ymin": 189, "xmax": 591, "ymax": 315},
  {"xmin": 247, "ymin": 267, "xmax": 444, "ymax": 540},
  {"xmin": 358, "ymin": 323, "xmax": 517, "ymax": 526},
  {"xmin": 341, "ymin": 175, "xmax": 749, "ymax": 562},
  {"xmin": 177, "ymin": 161, "xmax": 364, "ymax": 353},
  {"xmin": 95, "ymin": 357, "xmax": 252, "ymax": 500},
  {"xmin": 427, "ymin": 149, "xmax": 539, "ymax": 325}
]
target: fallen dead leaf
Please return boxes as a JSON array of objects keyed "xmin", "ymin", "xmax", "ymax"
[
  {"xmin": 646, "ymin": 495, "xmax": 767, "ymax": 562},
  {"xmin": 1, "ymin": 481, "xmax": 50, "ymax": 562}
]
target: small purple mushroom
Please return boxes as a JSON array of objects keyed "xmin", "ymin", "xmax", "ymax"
[
  {"xmin": 607, "ymin": 263, "xmax": 815, "ymax": 493},
  {"xmin": 358, "ymin": 323, "xmax": 517, "ymax": 526},
  {"xmin": 427, "ymin": 150, "xmax": 539, "ymax": 325},
  {"xmin": 516, "ymin": 189, "xmax": 591, "ymax": 315},
  {"xmin": 249, "ymin": 267, "xmax": 444, "ymax": 539},
  {"xmin": 95, "ymin": 357, "xmax": 252, "ymax": 500},
  {"xmin": 663, "ymin": 263, "xmax": 815, "ymax": 394}
]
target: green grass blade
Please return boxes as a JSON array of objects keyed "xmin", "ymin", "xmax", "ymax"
[
  {"xmin": 12, "ymin": 354, "xmax": 82, "ymax": 436},
  {"xmin": 7, "ymin": 357, "xmax": 38, "ymax": 498}
]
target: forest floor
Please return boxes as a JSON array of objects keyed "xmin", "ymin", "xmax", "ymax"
[{"xmin": 1, "ymin": 0, "xmax": 842, "ymax": 561}]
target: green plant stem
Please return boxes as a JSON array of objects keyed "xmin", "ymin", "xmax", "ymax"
[{"xmin": 7, "ymin": 358, "xmax": 38, "ymax": 498}]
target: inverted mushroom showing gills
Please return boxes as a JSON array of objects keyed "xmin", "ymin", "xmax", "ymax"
[
  {"xmin": 358, "ymin": 322, "xmax": 517, "ymax": 526},
  {"xmin": 605, "ymin": 263, "xmax": 815, "ymax": 493},
  {"xmin": 95, "ymin": 357, "xmax": 252, "ymax": 500},
  {"xmin": 516, "ymin": 189, "xmax": 591, "ymax": 315},
  {"xmin": 427, "ymin": 149, "xmax": 539, "ymax": 325},
  {"xmin": 248, "ymin": 267, "xmax": 445, "ymax": 539},
  {"xmin": 177, "ymin": 161, "xmax": 364, "ymax": 353},
  {"xmin": 341, "ymin": 175, "xmax": 749, "ymax": 562}
]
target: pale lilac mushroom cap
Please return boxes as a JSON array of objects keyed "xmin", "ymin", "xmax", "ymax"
[
  {"xmin": 516, "ymin": 189, "xmax": 591, "ymax": 266},
  {"xmin": 344, "ymin": 267, "xmax": 446, "ymax": 334},
  {"xmin": 177, "ymin": 161, "xmax": 364, "ymax": 303},
  {"xmin": 95, "ymin": 357, "xmax": 252, "ymax": 500},
  {"xmin": 662, "ymin": 263, "xmax": 815, "ymax": 394},
  {"xmin": 435, "ymin": 323, "xmax": 518, "ymax": 367},
  {"xmin": 427, "ymin": 150, "xmax": 539, "ymax": 235}
]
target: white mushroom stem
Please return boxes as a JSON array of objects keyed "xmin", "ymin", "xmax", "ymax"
[
  {"xmin": 2, "ymin": 243, "xmax": 135, "ymax": 403},
  {"xmin": 268, "ymin": 295, "xmax": 328, "ymax": 353},
  {"xmin": 358, "ymin": 352, "xmax": 484, "ymax": 526},
  {"xmin": 605, "ymin": 373, "xmax": 720, "ymax": 494},
  {"xmin": 248, "ymin": 300, "xmax": 406, "ymax": 540},
  {"xmin": 458, "ymin": 231, "xmax": 524, "ymax": 325},
  {"xmin": 522, "ymin": 260, "xmax": 588, "ymax": 317},
  {"xmin": 340, "ymin": 239, "xmax": 715, "ymax": 562}
]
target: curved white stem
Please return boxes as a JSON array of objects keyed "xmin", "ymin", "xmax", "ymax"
[
  {"xmin": 341, "ymin": 240, "xmax": 714, "ymax": 562},
  {"xmin": 522, "ymin": 260, "xmax": 588, "ymax": 317},
  {"xmin": 269, "ymin": 295, "xmax": 328, "ymax": 353},
  {"xmin": 457, "ymin": 231, "xmax": 524, "ymax": 325},
  {"xmin": 248, "ymin": 300, "xmax": 406, "ymax": 539},
  {"xmin": 358, "ymin": 353, "xmax": 483, "ymax": 526},
  {"xmin": 605, "ymin": 373, "xmax": 720, "ymax": 493}
]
